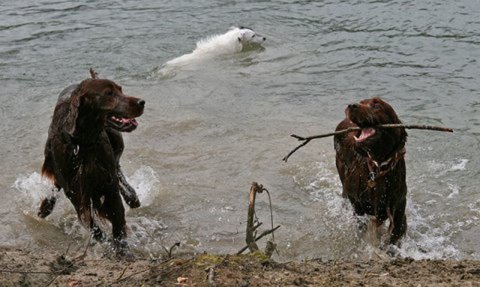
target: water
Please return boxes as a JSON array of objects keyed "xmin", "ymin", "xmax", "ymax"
[{"xmin": 1, "ymin": 0, "xmax": 479, "ymax": 261}]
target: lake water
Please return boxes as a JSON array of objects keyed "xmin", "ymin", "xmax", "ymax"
[{"xmin": 1, "ymin": 0, "xmax": 479, "ymax": 261}]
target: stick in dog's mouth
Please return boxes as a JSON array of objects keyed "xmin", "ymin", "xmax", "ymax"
[{"xmin": 354, "ymin": 128, "xmax": 376, "ymax": 143}]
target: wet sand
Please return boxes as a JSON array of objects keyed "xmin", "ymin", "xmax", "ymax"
[{"xmin": 1, "ymin": 246, "xmax": 479, "ymax": 286}]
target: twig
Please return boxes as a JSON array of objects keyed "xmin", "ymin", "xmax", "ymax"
[
  {"xmin": 246, "ymin": 182, "xmax": 264, "ymax": 253},
  {"xmin": 44, "ymin": 242, "xmax": 77, "ymax": 287},
  {"xmin": 162, "ymin": 242, "xmax": 181, "ymax": 259},
  {"xmin": 111, "ymin": 267, "xmax": 151, "ymax": 285},
  {"xmin": 116, "ymin": 266, "xmax": 129, "ymax": 281},
  {"xmin": 0, "ymin": 269, "xmax": 52, "ymax": 275},
  {"xmin": 237, "ymin": 225, "xmax": 281, "ymax": 255},
  {"xmin": 89, "ymin": 68, "xmax": 98, "ymax": 79},
  {"xmin": 43, "ymin": 275, "xmax": 58, "ymax": 287},
  {"xmin": 283, "ymin": 124, "xmax": 453, "ymax": 162},
  {"xmin": 1, "ymin": 245, "xmax": 84, "ymax": 287},
  {"xmin": 207, "ymin": 267, "xmax": 215, "ymax": 286},
  {"xmin": 263, "ymin": 188, "xmax": 275, "ymax": 241},
  {"xmin": 251, "ymin": 225, "xmax": 281, "ymax": 247},
  {"xmin": 252, "ymin": 222, "xmax": 263, "ymax": 232},
  {"xmin": 240, "ymin": 182, "xmax": 280, "ymax": 256}
]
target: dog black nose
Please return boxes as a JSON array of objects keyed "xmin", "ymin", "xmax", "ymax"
[
  {"xmin": 138, "ymin": 99, "xmax": 145, "ymax": 107},
  {"xmin": 348, "ymin": 104, "xmax": 358, "ymax": 109},
  {"xmin": 263, "ymin": 37, "xmax": 266, "ymax": 41}
]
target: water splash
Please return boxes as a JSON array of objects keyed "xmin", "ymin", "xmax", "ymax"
[
  {"xmin": 449, "ymin": 158, "xmax": 468, "ymax": 172},
  {"xmin": 126, "ymin": 165, "xmax": 160, "ymax": 207},
  {"xmin": 427, "ymin": 158, "xmax": 469, "ymax": 177},
  {"xmin": 293, "ymin": 160, "xmax": 462, "ymax": 260},
  {"xmin": 399, "ymin": 199, "xmax": 460, "ymax": 259},
  {"xmin": 13, "ymin": 172, "xmax": 53, "ymax": 210}
]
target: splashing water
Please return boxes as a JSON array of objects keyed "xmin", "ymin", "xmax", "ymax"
[
  {"xmin": 292, "ymin": 159, "xmax": 463, "ymax": 260},
  {"xmin": 13, "ymin": 172, "xmax": 53, "ymax": 211},
  {"xmin": 126, "ymin": 165, "xmax": 160, "ymax": 208}
]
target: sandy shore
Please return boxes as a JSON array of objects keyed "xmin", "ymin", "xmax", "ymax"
[{"xmin": 1, "ymin": 246, "xmax": 479, "ymax": 286}]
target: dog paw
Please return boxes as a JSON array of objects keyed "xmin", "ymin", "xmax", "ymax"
[
  {"xmin": 92, "ymin": 226, "xmax": 107, "ymax": 243},
  {"xmin": 38, "ymin": 196, "xmax": 56, "ymax": 218},
  {"xmin": 113, "ymin": 240, "xmax": 135, "ymax": 262},
  {"xmin": 385, "ymin": 245, "xmax": 401, "ymax": 257},
  {"xmin": 126, "ymin": 197, "xmax": 141, "ymax": 209}
]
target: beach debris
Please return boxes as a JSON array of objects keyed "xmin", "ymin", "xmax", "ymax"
[
  {"xmin": 237, "ymin": 182, "xmax": 280, "ymax": 257},
  {"xmin": 162, "ymin": 242, "xmax": 181, "ymax": 259}
]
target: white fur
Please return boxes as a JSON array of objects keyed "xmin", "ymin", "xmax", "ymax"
[{"xmin": 165, "ymin": 27, "xmax": 266, "ymax": 67}]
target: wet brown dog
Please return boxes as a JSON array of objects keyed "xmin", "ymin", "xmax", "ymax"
[
  {"xmin": 40, "ymin": 76, "xmax": 144, "ymax": 255},
  {"xmin": 334, "ymin": 97, "xmax": 408, "ymax": 246}
]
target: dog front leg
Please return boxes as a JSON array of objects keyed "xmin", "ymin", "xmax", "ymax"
[{"xmin": 117, "ymin": 167, "xmax": 141, "ymax": 208}]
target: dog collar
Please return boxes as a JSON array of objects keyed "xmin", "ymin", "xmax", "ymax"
[
  {"xmin": 61, "ymin": 130, "xmax": 99, "ymax": 156},
  {"xmin": 366, "ymin": 147, "xmax": 406, "ymax": 188}
]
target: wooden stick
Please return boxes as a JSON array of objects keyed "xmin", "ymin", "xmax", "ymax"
[
  {"xmin": 207, "ymin": 267, "xmax": 215, "ymax": 286},
  {"xmin": 254, "ymin": 226, "xmax": 281, "ymax": 249},
  {"xmin": 237, "ymin": 225, "xmax": 281, "ymax": 255},
  {"xmin": 283, "ymin": 124, "xmax": 453, "ymax": 162},
  {"xmin": 252, "ymin": 222, "xmax": 263, "ymax": 232},
  {"xmin": 245, "ymin": 182, "xmax": 264, "ymax": 253},
  {"xmin": 0, "ymin": 269, "xmax": 52, "ymax": 275},
  {"xmin": 89, "ymin": 68, "xmax": 98, "ymax": 79},
  {"xmin": 162, "ymin": 242, "xmax": 181, "ymax": 259}
]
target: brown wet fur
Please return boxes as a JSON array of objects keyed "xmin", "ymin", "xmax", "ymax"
[
  {"xmin": 334, "ymin": 97, "xmax": 408, "ymax": 246},
  {"xmin": 41, "ymin": 78, "xmax": 144, "ymax": 254}
]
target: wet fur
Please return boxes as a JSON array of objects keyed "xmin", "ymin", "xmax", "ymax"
[
  {"xmin": 165, "ymin": 26, "xmax": 266, "ymax": 67},
  {"xmin": 40, "ymin": 78, "xmax": 144, "ymax": 254},
  {"xmin": 334, "ymin": 97, "xmax": 408, "ymax": 246}
]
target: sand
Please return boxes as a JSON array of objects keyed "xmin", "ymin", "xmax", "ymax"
[{"xmin": 1, "ymin": 246, "xmax": 479, "ymax": 286}]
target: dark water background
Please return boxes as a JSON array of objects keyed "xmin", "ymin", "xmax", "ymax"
[{"xmin": 1, "ymin": 0, "xmax": 479, "ymax": 260}]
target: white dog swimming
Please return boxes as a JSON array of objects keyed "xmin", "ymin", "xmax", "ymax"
[{"xmin": 164, "ymin": 26, "xmax": 266, "ymax": 67}]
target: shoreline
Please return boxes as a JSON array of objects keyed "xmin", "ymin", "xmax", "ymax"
[{"xmin": 1, "ymin": 246, "xmax": 479, "ymax": 286}]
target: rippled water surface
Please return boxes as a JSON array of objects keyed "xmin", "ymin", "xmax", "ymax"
[{"xmin": 1, "ymin": 0, "xmax": 479, "ymax": 260}]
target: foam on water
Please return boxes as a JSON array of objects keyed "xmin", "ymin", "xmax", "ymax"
[
  {"xmin": 11, "ymin": 155, "xmax": 473, "ymax": 260},
  {"xmin": 125, "ymin": 165, "xmax": 160, "ymax": 208},
  {"xmin": 427, "ymin": 158, "xmax": 469, "ymax": 177},
  {"xmin": 293, "ymin": 159, "xmax": 464, "ymax": 260},
  {"xmin": 398, "ymin": 199, "xmax": 460, "ymax": 260},
  {"xmin": 13, "ymin": 172, "xmax": 53, "ymax": 211},
  {"xmin": 13, "ymin": 166, "xmax": 161, "ymax": 212},
  {"xmin": 11, "ymin": 166, "xmax": 164, "ymax": 252}
]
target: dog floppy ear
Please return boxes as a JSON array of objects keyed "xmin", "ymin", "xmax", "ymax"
[{"xmin": 64, "ymin": 84, "xmax": 84, "ymax": 136}]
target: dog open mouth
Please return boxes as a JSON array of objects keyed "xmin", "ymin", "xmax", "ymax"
[
  {"xmin": 107, "ymin": 116, "xmax": 138, "ymax": 132},
  {"xmin": 354, "ymin": 127, "xmax": 376, "ymax": 143}
]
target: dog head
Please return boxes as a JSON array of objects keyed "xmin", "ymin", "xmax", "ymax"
[
  {"xmin": 236, "ymin": 26, "xmax": 266, "ymax": 45},
  {"xmin": 346, "ymin": 97, "xmax": 407, "ymax": 159},
  {"xmin": 65, "ymin": 79, "xmax": 145, "ymax": 135}
]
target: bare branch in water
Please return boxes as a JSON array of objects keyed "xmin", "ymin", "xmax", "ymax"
[{"xmin": 237, "ymin": 182, "xmax": 280, "ymax": 256}]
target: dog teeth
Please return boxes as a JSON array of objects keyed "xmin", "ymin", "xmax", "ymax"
[
  {"xmin": 110, "ymin": 116, "xmax": 138, "ymax": 126},
  {"xmin": 355, "ymin": 128, "xmax": 376, "ymax": 142}
]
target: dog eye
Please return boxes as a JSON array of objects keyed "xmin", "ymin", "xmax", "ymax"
[
  {"xmin": 105, "ymin": 90, "xmax": 114, "ymax": 96},
  {"xmin": 252, "ymin": 35, "xmax": 255, "ymax": 38}
]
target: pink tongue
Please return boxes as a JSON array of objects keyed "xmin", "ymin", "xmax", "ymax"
[
  {"xmin": 355, "ymin": 128, "xmax": 376, "ymax": 142},
  {"xmin": 119, "ymin": 118, "xmax": 138, "ymax": 126}
]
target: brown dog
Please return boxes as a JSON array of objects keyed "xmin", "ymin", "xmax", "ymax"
[
  {"xmin": 40, "ymin": 76, "xmax": 145, "ymax": 255},
  {"xmin": 334, "ymin": 97, "xmax": 408, "ymax": 246}
]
